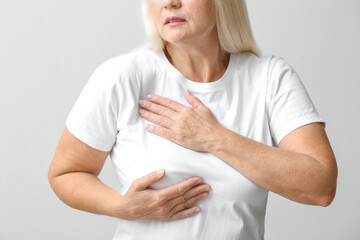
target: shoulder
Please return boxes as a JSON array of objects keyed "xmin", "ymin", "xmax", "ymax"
[
  {"xmin": 235, "ymin": 53, "xmax": 298, "ymax": 85},
  {"xmin": 229, "ymin": 52, "xmax": 290, "ymax": 87},
  {"xmin": 87, "ymin": 46, "xmax": 160, "ymax": 87},
  {"xmin": 99, "ymin": 46, "xmax": 160, "ymax": 76},
  {"xmin": 232, "ymin": 52, "xmax": 289, "ymax": 73}
]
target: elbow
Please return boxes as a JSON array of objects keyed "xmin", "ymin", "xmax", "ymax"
[
  {"xmin": 317, "ymin": 189, "xmax": 336, "ymax": 207},
  {"xmin": 48, "ymin": 164, "xmax": 54, "ymax": 186},
  {"xmin": 48, "ymin": 166, "xmax": 57, "ymax": 192},
  {"xmin": 316, "ymin": 159, "xmax": 338, "ymax": 207},
  {"xmin": 48, "ymin": 160, "xmax": 61, "ymax": 190},
  {"xmin": 316, "ymin": 175, "xmax": 337, "ymax": 207}
]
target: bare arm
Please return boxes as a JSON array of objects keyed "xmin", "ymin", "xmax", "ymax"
[
  {"xmin": 207, "ymin": 122, "xmax": 338, "ymax": 206},
  {"xmin": 48, "ymin": 126, "xmax": 126, "ymax": 217},
  {"xmin": 136, "ymin": 92, "xmax": 338, "ymax": 207},
  {"xmin": 48, "ymin": 127, "xmax": 211, "ymax": 220}
]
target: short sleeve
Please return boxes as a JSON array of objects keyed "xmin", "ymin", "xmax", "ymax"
[
  {"xmin": 65, "ymin": 61, "xmax": 119, "ymax": 152},
  {"xmin": 267, "ymin": 57, "xmax": 325, "ymax": 146}
]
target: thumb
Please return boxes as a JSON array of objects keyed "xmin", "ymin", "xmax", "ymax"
[
  {"xmin": 185, "ymin": 89, "xmax": 204, "ymax": 109},
  {"xmin": 132, "ymin": 169, "xmax": 165, "ymax": 190}
]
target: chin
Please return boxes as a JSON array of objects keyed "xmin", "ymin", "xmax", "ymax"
[{"xmin": 162, "ymin": 32, "xmax": 190, "ymax": 45}]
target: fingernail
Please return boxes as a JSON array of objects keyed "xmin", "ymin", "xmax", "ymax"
[
  {"xmin": 195, "ymin": 177, "xmax": 203, "ymax": 184},
  {"xmin": 157, "ymin": 169, "xmax": 165, "ymax": 177},
  {"xmin": 194, "ymin": 207, "xmax": 201, "ymax": 212},
  {"xmin": 204, "ymin": 186, "xmax": 211, "ymax": 191},
  {"xmin": 147, "ymin": 94, "xmax": 153, "ymax": 100}
]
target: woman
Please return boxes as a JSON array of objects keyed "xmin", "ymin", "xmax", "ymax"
[{"xmin": 48, "ymin": 0, "xmax": 338, "ymax": 239}]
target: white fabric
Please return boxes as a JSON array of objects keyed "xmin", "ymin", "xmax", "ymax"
[{"xmin": 65, "ymin": 47, "xmax": 325, "ymax": 240}]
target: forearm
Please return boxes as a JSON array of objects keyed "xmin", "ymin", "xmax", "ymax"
[
  {"xmin": 207, "ymin": 126, "xmax": 335, "ymax": 206},
  {"xmin": 50, "ymin": 172, "xmax": 124, "ymax": 218}
]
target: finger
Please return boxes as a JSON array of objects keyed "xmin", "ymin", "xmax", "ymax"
[
  {"xmin": 159, "ymin": 177, "xmax": 203, "ymax": 199},
  {"xmin": 139, "ymin": 100, "xmax": 177, "ymax": 120},
  {"xmin": 169, "ymin": 206, "xmax": 201, "ymax": 221},
  {"xmin": 185, "ymin": 89, "xmax": 204, "ymax": 110},
  {"xmin": 139, "ymin": 109, "xmax": 174, "ymax": 129},
  {"xmin": 147, "ymin": 94, "xmax": 185, "ymax": 112},
  {"xmin": 144, "ymin": 124, "xmax": 179, "ymax": 143},
  {"xmin": 167, "ymin": 183, "xmax": 211, "ymax": 206},
  {"xmin": 168, "ymin": 191, "xmax": 208, "ymax": 218},
  {"xmin": 132, "ymin": 169, "xmax": 166, "ymax": 191}
]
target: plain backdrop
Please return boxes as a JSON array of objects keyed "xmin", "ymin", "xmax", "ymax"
[{"xmin": 1, "ymin": 0, "xmax": 359, "ymax": 239}]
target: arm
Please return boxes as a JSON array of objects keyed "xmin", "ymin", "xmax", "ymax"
[
  {"xmin": 48, "ymin": 127, "xmax": 210, "ymax": 220},
  {"xmin": 207, "ymin": 122, "xmax": 338, "ymax": 206},
  {"xmin": 48, "ymin": 127, "xmax": 125, "ymax": 217},
  {"xmin": 138, "ymin": 92, "xmax": 337, "ymax": 207}
]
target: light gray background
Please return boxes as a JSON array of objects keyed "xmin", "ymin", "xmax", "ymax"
[{"xmin": 0, "ymin": 0, "xmax": 359, "ymax": 239}]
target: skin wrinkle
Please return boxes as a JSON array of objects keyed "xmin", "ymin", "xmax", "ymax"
[
  {"xmin": 149, "ymin": 0, "xmax": 230, "ymax": 84},
  {"xmin": 139, "ymin": 85, "xmax": 337, "ymax": 205},
  {"xmin": 48, "ymin": 2, "xmax": 338, "ymax": 235}
]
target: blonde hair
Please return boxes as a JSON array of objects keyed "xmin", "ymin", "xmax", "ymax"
[{"xmin": 141, "ymin": 0, "xmax": 261, "ymax": 56}]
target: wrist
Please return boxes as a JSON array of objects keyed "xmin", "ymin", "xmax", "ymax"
[
  {"xmin": 206, "ymin": 124, "xmax": 227, "ymax": 154},
  {"xmin": 105, "ymin": 192, "xmax": 128, "ymax": 219}
]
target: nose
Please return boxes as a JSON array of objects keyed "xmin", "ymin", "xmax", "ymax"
[{"xmin": 163, "ymin": 0, "xmax": 181, "ymax": 9}]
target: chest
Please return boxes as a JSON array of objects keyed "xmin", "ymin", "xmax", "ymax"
[{"xmin": 111, "ymin": 77, "xmax": 271, "ymax": 204}]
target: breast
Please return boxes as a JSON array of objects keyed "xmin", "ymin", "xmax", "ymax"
[{"xmin": 111, "ymin": 116, "xmax": 268, "ymax": 207}]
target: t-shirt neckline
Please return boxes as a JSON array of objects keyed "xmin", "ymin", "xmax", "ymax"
[{"xmin": 156, "ymin": 49, "xmax": 234, "ymax": 92}]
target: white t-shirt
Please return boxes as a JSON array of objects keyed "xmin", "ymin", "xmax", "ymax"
[{"xmin": 65, "ymin": 47, "xmax": 325, "ymax": 240}]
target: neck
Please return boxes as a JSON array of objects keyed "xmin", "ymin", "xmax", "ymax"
[{"xmin": 164, "ymin": 33, "xmax": 230, "ymax": 83}]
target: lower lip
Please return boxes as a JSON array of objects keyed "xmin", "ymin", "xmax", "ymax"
[{"xmin": 165, "ymin": 21, "xmax": 186, "ymax": 27}]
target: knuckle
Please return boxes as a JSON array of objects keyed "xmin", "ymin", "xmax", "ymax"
[
  {"xmin": 176, "ymin": 115, "xmax": 186, "ymax": 123},
  {"xmin": 174, "ymin": 116, "xmax": 186, "ymax": 126},
  {"xmin": 157, "ymin": 118, "xmax": 164, "ymax": 125},
  {"xmin": 165, "ymin": 119, "xmax": 172, "ymax": 127},
  {"xmin": 180, "ymin": 203, "xmax": 186, "ymax": 210},
  {"xmin": 151, "ymin": 114, "xmax": 158, "ymax": 122},
  {"xmin": 161, "ymin": 211, "xmax": 171, "ymax": 221},
  {"xmin": 163, "ymin": 205, "xmax": 172, "ymax": 213},
  {"xmin": 185, "ymin": 210, "xmax": 191, "ymax": 217},
  {"xmin": 185, "ymin": 189, "xmax": 195, "ymax": 199},
  {"xmin": 159, "ymin": 118, "xmax": 168, "ymax": 126},
  {"xmin": 186, "ymin": 179, "xmax": 195, "ymax": 189},
  {"xmin": 159, "ymin": 127, "xmax": 167, "ymax": 135},
  {"xmin": 158, "ymin": 106, "xmax": 166, "ymax": 115},
  {"xmin": 154, "ymin": 195, "xmax": 164, "ymax": 206},
  {"xmin": 158, "ymin": 206, "xmax": 167, "ymax": 214},
  {"xmin": 180, "ymin": 211, "xmax": 189, "ymax": 219},
  {"xmin": 177, "ymin": 185, "xmax": 186, "ymax": 196},
  {"xmin": 184, "ymin": 198, "xmax": 192, "ymax": 207},
  {"xmin": 141, "ymin": 100, "xmax": 148, "ymax": 107},
  {"xmin": 164, "ymin": 99, "xmax": 172, "ymax": 108},
  {"xmin": 167, "ymin": 213, "xmax": 175, "ymax": 221},
  {"xmin": 131, "ymin": 179, "xmax": 140, "ymax": 188},
  {"xmin": 193, "ymin": 102, "xmax": 200, "ymax": 108}
]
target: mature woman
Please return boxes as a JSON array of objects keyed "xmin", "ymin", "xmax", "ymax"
[{"xmin": 48, "ymin": 0, "xmax": 338, "ymax": 239}]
